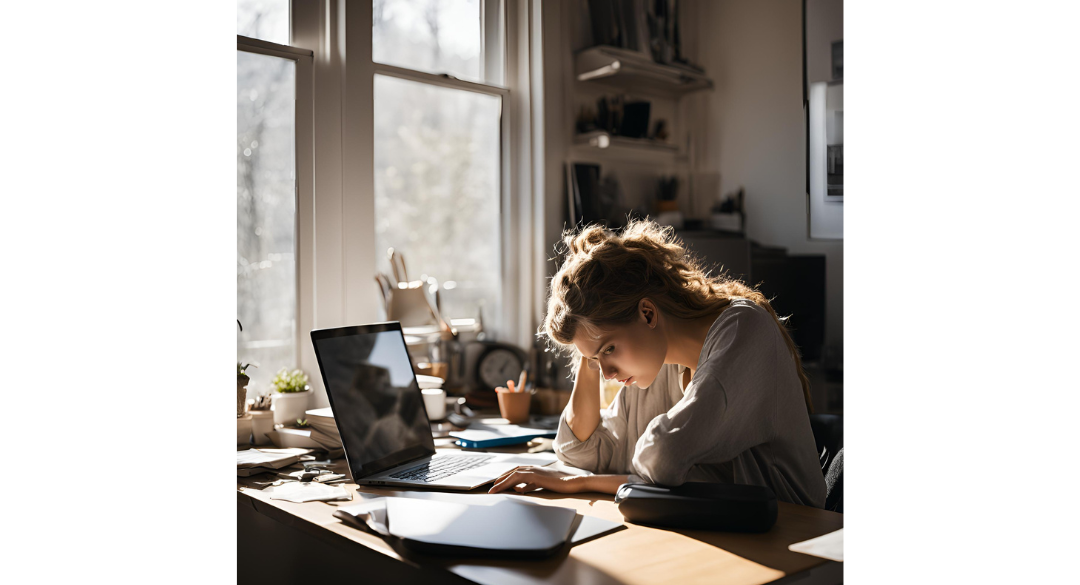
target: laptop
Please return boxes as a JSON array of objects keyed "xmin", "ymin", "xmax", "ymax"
[{"xmin": 310, "ymin": 322, "xmax": 554, "ymax": 490}]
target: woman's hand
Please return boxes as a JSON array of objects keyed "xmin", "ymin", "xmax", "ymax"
[
  {"xmin": 487, "ymin": 466, "xmax": 585, "ymax": 494},
  {"xmin": 566, "ymin": 356, "xmax": 603, "ymax": 442}
]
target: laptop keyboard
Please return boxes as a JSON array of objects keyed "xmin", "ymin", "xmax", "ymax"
[{"xmin": 388, "ymin": 454, "xmax": 497, "ymax": 483}]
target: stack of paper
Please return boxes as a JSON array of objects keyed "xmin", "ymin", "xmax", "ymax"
[
  {"xmin": 261, "ymin": 481, "xmax": 351, "ymax": 503},
  {"xmin": 305, "ymin": 407, "xmax": 343, "ymax": 449},
  {"xmin": 265, "ymin": 428, "xmax": 322, "ymax": 449},
  {"xmin": 237, "ymin": 448, "xmax": 310, "ymax": 476}
]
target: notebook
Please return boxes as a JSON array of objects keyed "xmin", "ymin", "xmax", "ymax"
[
  {"xmin": 450, "ymin": 423, "xmax": 557, "ymax": 449},
  {"xmin": 334, "ymin": 495, "xmax": 585, "ymax": 557}
]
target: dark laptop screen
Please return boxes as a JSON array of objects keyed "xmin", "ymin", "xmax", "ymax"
[{"xmin": 310, "ymin": 323, "xmax": 434, "ymax": 478}]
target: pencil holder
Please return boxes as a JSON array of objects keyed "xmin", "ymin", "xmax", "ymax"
[{"xmin": 496, "ymin": 389, "xmax": 531, "ymax": 424}]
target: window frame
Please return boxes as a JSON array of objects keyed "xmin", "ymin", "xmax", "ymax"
[{"xmin": 236, "ymin": 34, "xmax": 315, "ymax": 374}]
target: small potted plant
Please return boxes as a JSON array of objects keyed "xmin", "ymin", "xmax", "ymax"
[
  {"xmin": 237, "ymin": 362, "xmax": 256, "ymax": 417},
  {"xmin": 271, "ymin": 368, "xmax": 312, "ymax": 425}
]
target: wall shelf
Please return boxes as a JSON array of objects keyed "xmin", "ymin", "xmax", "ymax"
[
  {"xmin": 575, "ymin": 46, "xmax": 713, "ymax": 96},
  {"xmin": 574, "ymin": 130, "xmax": 677, "ymax": 152},
  {"xmin": 571, "ymin": 131, "xmax": 686, "ymax": 166}
]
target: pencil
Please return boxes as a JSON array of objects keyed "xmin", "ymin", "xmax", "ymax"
[
  {"xmin": 507, "ymin": 380, "xmax": 516, "ymax": 393},
  {"xmin": 517, "ymin": 370, "xmax": 527, "ymax": 393}
]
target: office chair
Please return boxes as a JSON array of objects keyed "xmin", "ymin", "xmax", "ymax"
[{"xmin": 809, "ymin": 414, "xmax": 843, "ymax": 513}]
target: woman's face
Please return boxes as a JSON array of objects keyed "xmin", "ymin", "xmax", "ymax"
[{"xmin": 571, "ymin": 300, "xmax": 667, "ymax": 389}]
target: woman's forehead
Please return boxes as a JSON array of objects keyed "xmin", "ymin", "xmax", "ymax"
[{"xmin": 571, "ymin": 323, "xmax": 631, "ymax": 355}]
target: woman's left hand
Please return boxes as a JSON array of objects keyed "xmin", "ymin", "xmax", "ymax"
[{"xmin": 487, "ymin": 466, "xmax": 584, "ymax": 494}]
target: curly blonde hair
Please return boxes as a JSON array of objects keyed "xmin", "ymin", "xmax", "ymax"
[{"xmin": 542, "ymin": 220, "xmax": 813, "ymax": 412}]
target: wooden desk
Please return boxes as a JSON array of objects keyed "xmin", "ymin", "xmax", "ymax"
[{"xmin": 237, "ymin": 455, "xmax": 843, "ymax": 585}]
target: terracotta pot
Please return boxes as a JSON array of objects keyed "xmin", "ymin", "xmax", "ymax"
[
  {"xmin": 237, "ymin": 375, "xmax": 250, "ymax": 417},
  {"xmin": 496, "ymin": 389, "xmax": 531, "ymax": 424}
]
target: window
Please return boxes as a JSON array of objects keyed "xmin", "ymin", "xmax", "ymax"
[
  {"xmin": 237, "ymin": 6, "xmax": 312, "ymax": 397},
  {"xmin": 373, "ymin": 75, "xmax": 502, "ymax": 322},
  {"xmin": 372, "ymin": 0, "xmax": 508, "ymax": 327},
  {"xmin": 237, "ymin": 50, "xmax": 297, "ymax": 397}
]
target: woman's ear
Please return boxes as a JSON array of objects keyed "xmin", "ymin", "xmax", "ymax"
[{"xmin": 639, "ymin": 298, "xmax": 657, "ymax": 328}]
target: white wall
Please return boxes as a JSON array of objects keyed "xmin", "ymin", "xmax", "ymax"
[{"xmin": 699, "ymin": 0, "xmax": 844, "ymax": 353}]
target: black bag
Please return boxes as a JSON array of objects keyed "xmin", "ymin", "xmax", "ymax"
[{"xmin": 614, "ymin": 482, "xmax": 778, "ymax": 533}]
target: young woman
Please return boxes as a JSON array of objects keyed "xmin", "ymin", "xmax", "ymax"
[{"xmin": 489, "ymin": 220, "xmax": 826, "ymax": 507}]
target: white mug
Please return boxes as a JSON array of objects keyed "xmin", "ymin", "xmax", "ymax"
[{"xmin": 422, "ymin": 388, "xmax": 447, "ymax": 421}]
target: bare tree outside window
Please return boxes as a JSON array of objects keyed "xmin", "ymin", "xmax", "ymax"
[
  {"xmin": 238, "ymin": 0, "xmax": 289, "ymax": 45},
  {"xmin": 373, "ymin": 76, "xmax": 501, "ymax": 323},
  {"xmin": 373, "ymin": 0, "xmax": 482, "ymax": 82},
  {"xmin": 237, "ymin": 50, "xmax": 296, "ymax": 397}
]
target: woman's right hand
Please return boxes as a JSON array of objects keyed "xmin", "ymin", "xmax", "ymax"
[
  {"xmin": 578, "ymin": 354, "xmax": 600, "ymax": 375},
  {"xmin": 567, "ymin": 356, "xmax": 603, "ymax": 442}
]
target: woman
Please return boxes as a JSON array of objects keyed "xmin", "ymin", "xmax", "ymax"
[{"xmin": 489, "ymin": 220, "xmax": 826, "ymax": 507}]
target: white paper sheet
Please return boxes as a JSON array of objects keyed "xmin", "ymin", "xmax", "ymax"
[
  {"xmin": 788, "ymin": 528, "xmax": 843, "ymax": 562},
  {"xmin": 262, "ymin": 481, "xmax": 352, "ymax": 503}
]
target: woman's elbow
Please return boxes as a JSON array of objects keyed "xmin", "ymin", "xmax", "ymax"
[{"xmin": 631, "ymin": 451, "xmax": 687, "ymax": 487}]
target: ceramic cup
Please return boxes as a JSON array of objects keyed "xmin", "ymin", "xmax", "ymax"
[
  {"xmin": 422, "ymin": 388, "xmax": 447, "ymax": 421},
  {"xmin": 249, "ymin": 410, "xmax": 275, "ymax": 445}
]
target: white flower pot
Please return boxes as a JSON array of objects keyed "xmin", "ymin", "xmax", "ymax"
[{"xmin": 272, "ymin": 389, "xmax": 312, "ymax": 425}]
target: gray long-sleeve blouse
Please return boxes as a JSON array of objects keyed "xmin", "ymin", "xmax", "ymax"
[{"xmin": 553, "ymin": 298, "xmax": 827, "ymax": 507}]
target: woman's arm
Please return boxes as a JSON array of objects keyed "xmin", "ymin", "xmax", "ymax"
[
  {"xmin": 565, "ymin": 356, "xmax": 602, "ymax": 442},
  {"xmin": 582, "ymin": 473, "xmax": 631, "ymax": 494},
  {"xmin": 632, "ymin": 308, "xmax": 778, "ymax": 486},
  {"xmin": 488, "ymin": 466, "xmax": 629, "ymax": 495}
]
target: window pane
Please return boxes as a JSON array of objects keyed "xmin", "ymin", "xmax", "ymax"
[
  {"xmin": 374, "ymin": 74, "xmax": 501, "ymax": 325},
  {"xmin": 238, "ymin": 51, "xmax": 297, "ymax": 398},
  {"xmin": 373, "ymin": 0, "xmax": 482, "ymax": 83},
  {"xmin": 237, "ymin": 0, "xmax": 290, "ymax": 45}
]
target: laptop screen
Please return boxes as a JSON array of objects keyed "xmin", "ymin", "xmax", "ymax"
[{"xmin": 310, "ymin": 323, "xmax": 435, "ymax": 478}]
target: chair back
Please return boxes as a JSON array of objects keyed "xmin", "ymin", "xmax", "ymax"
[{"xmin": 808, "ymin": 413, "xmax": 843, "ymax": 513}]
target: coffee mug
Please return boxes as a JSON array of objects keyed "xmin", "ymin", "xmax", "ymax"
[{"xmin": 422, "ymin": 388, "xmax": 447, "ymax": 421}]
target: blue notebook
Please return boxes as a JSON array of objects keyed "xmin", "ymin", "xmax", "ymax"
[{"xmin": 450, "ymin": 423, "xmax": 557, "ymax": 449}]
